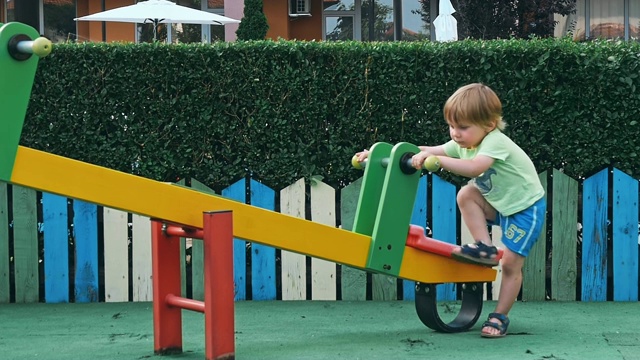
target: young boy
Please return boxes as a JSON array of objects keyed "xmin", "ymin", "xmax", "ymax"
[{"xmin": 355, "ymin": 83, "xmax": 546, "ymax": 338}]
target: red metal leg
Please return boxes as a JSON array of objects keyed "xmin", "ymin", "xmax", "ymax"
[
  {"xmin": 203, "ymin": 211, "xmax": 235, "ymax": 360},
  {"xmin": 152, "ymin": 220, "xmax": 183, "ymax": 354}
]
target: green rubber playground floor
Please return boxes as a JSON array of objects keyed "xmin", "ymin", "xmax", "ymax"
[{"xmin": 1, "ymin": 300, "xmax": 639, "ymax": 360}]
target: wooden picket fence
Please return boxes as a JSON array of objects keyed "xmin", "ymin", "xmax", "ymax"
[{"xmin": 0, "ymin": 167, "xmax": 638, "ymax": 304}]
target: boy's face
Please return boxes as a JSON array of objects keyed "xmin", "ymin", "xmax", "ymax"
[{"xmin": 447, "ymin": 120, "xmax": 491, "ymax": 149}]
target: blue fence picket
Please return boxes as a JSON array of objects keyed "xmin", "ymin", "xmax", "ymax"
[
  {"xmin": 612, "ymin": 169, "xmax": 639, "ymax": 301},
  {"xmin": 73, "ymin": 200, "xmax": 99, "ymax": 302},
  {"xmin": 222, "ymin": 179, "xmax": 247, "ymax": 301},
  {"xmin": 42, "ymin": 193, "xmax": 69, "ymax": 303},
  {"xmin": 432, "ymin": 175, "xmax": 457, "ymax": 301},
  {"xmin": 249, "ymin": 179, "xmax": 276, "ymax": 301},
  {"xmin": 404, "ymin": 175, "xmax": 428, "ymax": 301},
  {"xmin": 581, "ymin": 168, "xmax": 608, "ymax": 301}
]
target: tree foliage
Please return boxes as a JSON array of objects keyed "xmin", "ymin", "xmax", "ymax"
[
  {"xmin": 236, "ymin": 0, "xmax": 269, "ymax": 40},
  {"xmin": 417, "ymin": 0, "xmax": 576, "ymax": 39}
]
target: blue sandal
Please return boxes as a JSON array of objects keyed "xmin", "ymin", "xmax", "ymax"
[
  {"xmin": 481, "ymin": 312, "xmax": 510, "ymax": 338},
  {"xmin": 452, "ymin": 241, "xmax": 499, "ymax": 266}
]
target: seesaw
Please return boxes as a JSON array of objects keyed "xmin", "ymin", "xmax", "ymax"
[
  {"xmin": 2, "ymin": 22, "xmax": 500, "ymax": 360},
  {"xmin": 350, "ymin": 142, "xmax": 503, "ymax": 334}
]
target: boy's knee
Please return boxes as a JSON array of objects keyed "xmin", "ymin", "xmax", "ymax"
[
  {"xmin": 500, "ymin": 250, "xmax": 525, "ymax": 275},
  {"xmin": 457, "ymin": 185, "xmax": 479, "ymax": 205}
]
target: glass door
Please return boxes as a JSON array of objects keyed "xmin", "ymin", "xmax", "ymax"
[{"xmin": 323, "ymin": 0, "xmax": 361, "ymax": 40}]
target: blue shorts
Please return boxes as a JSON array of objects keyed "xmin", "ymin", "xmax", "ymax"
[{"xmin": 490, "ymin": 197, "xmax": 546, "ymax": 257}]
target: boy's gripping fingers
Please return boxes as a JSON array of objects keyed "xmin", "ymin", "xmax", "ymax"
[
  {"xmin": 352, "ymin": 149, "xmax": 370, "ymax": 169},
  {"xmin": 411, "ymin": 151, "xmax": 429, "ymax": 169}
]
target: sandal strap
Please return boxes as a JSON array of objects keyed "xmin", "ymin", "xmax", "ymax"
[
  {"xmin": 483, "ymin": 313, "xmax": 510, "ymax": 334},
  {"xmin": 487, "ymin": 312, "xmax": 509, "ymax": 325},
  {"xmin": 481, "ymin": 320, "xmax": 503, "ymax": 332},
  {"xmin": 460, "ymin": 241, "xmax": 498, "ymax": 259}
]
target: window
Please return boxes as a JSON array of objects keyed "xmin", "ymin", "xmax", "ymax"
[
  {"xmin": 361, "ymin": 0, "xmax": 395, "ymax": 41},
  {"xmin": 401, "ymin": 0, "xmax": 430, "ymax": 41},
  {"xmin": 43, "ymin": 0, "xmax": 76, "ymax": 42},
  {"xmin": 290, "ymin": 0, "xmax": 311, "ymax": 16},
  {"xmin": 207, "ymin": 0, "xmax": 224, "ymax": 10},
  {"xmin": 323, "ymin": 0, "xmax": 358, "ymax": 40},
  {"xmin": 568, "ymin": 0, "xmax": 637, "ymax": 41}
]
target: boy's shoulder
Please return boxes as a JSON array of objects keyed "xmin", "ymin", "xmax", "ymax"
[{"xmin": 481, "ymin": 129, "xmax": 511, "ymax": 145}]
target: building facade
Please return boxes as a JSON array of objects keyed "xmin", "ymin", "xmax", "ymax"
[{"xmin": 1, "ymin": 0, "xmax": 639, "ymax": 43}]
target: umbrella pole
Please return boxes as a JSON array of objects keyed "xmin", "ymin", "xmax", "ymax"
[{"xmin": 153, "ymin": 19, "xmax": 158, "ymax": 41}]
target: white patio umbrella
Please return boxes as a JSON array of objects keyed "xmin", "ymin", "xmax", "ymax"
[
  {"xmin": 74, "ymin": 0, "xmax": 240, "ymax": 41},
  {"xmin": 433, "ymin": 0, "xmax": 458, "ymax": 42}
]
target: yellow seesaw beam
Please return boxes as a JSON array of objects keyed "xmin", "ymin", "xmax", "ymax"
[{"xmin": 11, "ymin": 146, "xmax": 496, "ymax": 283}]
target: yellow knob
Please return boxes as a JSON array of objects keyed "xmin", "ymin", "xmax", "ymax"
[
  {"xmin": 32, "ymin": 37, "xmax": 53, "ymax": 57},
  {"xmin": 424, "ymin": 156, "xmax": 441, "ymax": 172},
  {"xmin": 351, "ymin": 155, "xmax": 363, "ymax": 170}
]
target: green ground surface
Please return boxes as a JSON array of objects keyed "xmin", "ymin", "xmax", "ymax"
[{"xmin": 1, "ymin": 300, "xmax": 639, "ymax": 360}]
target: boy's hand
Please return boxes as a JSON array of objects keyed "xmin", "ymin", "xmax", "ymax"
[
  {"xmin": 354, "ymin": 149, "xmax": 370, "ymax": 163},
  {"xmin": 411, "ymin": 151, "xmax": 431, "ymax": 169}
]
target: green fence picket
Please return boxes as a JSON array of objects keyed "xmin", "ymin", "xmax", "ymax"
[
  {"xmin": 0, "ymin": 182, "xmax": 8, "ymax": 303},
  {"xmin": 12, "ymin": 185, "xmax": 38, "ymax": 303},
  {"xmin": 339, "ymin": 178, "xmax": 367, "ymax": 301},
  {"xmin": 522, "ymin": 171, "xmax": 548, "ymax": 301},
  {"xmin": 551, "ymin": 169, "xmax": 578, "ymax": 301}
]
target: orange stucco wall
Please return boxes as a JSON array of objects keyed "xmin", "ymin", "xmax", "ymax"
[
  {"xmin": 264, "ymin": 0, "xmax": 322, "ymax": 41},
  {"xmin": 77, "ymin": 0, "xmax": 136, "ymax": 42},
  {"xmin": 289, "ymin": 0, "xmax": 322, "ymax": 40},
  {"xmin": 263, "ymin": 0, "xmax": 290, "ymax": 39}
]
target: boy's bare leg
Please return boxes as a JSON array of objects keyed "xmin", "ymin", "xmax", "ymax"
[
  {"xmin": 457, "ymin": 185, "xmax": 496, "ymax": 245},
  {"xmin": 481, "ymin": 248, "xmax": 525, "ymax": 336},
  {"xmin": 455, "ymin": 185, "xmax": 496, "ymax": 246},
  {"xmin": 456, "ymin": 185, "xmax": 523, "ymax": 335}
]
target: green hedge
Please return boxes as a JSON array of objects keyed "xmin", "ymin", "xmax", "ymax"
[{"xmin": 24, "ymin": 39, "xmax": 640, "ymax": 191}]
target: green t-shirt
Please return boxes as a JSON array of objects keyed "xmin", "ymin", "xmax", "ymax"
[{"xmin": 443, "ymin": 129, "xmax": 544, "ymax": 216}]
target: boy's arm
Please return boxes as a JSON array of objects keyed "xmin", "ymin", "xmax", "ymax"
[
  {"xmin": 411, "ymin": 145, "xmax": 447, "ymax": 169},
  {"xmin": 359, "ymin": 144, "xmax": 446, "ymax": 167},
  {"xmin": 438, "ymin": 154, "xmax": 494, "ymax": 178},
  {"xmin": 418, "ymin": 145, "xmax": 447, "ymax": 156}
]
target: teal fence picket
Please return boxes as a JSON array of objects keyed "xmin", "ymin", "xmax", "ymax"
[
  {"xmin": 73, "ymin": 200, "xmax": 99, "ymax": 302},
  {"xmin": 432, "ymin": 174, "xmax": 457, "ymax": 301},
  {"xmin": 222, "ymin": 179, "xmax": 247, "ymax": 301},
  {"xmin": 612, "ymin": 169, "xmax": 639, "ymax": 301},
  {"xmin": 42, "ymin": 193, "xmax": 69, "ymax": 303},
  {"xmin": 581, "ymin": 168, "xmax": 608, "ymax": 301},
  {"xmin": 249, "ymin": 179, "xmax": 276, "ymax": 300}
]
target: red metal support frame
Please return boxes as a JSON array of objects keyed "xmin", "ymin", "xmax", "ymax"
[
  {"xmin": 203, "ymin": 211, "xmax": 235, "ymax": 360},
  {"xmin": 152, "ymin": 220, "xmax": 184, "ymax": 355},
  {"xmin": 152, "ymin": 211, "xmax": 235, "ymax": 359}
]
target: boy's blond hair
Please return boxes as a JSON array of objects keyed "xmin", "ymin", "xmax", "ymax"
[{"xmin": 443, "ymin": 83, "xmax": 506, "ymax": 130}]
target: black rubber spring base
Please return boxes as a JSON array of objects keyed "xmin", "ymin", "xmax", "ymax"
[{"xmin": 414, "ymin": 282, "xmax": 484, "ymax": 333}]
